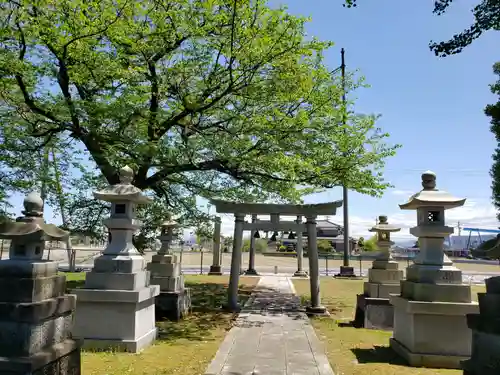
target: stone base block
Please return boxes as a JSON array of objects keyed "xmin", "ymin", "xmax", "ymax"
[
  {"xmin": 305, "ymin": 305, "xmax": 330, "ymax": 317},
  {"xmin": 0, "ymin": 311, "xmax": 75, "ymax": 356},
  {"xmin": 0, "ymin": 274, "xmax": 66, "ymax": 303},
  {"xmin": 293, "ymin": 270, "xmax": 308, "ymax": 277},
  {"xmin": 0, "ymin": 260, "xmax": 59, "ymax": 278},
  {"xmin": 406, "ymin": 264, "xmax": 462, "ymax": 284},
  {"xmin": 81, "ymin": 327, "xmax": 157, "ymax": 353},
  {"xmin": 401, "ymin": 280, "xmax": 472, "ymax": 303},
  {"xmin": 462, "ymin": 326, "xmax": 500, "ymax": 375},
  {"xmin": 155, "ymin": 288, "xmax": 192, "ymax": 321},
  {"xmin": 390, "ymin": 337, "xmax": 469, "ymax": 369},
  {"xmin": 337, "ymin": 266, "xmax": 355, "ymax": 276},
  {"xmin": 368, "ymin": 268, "xmax": 403, "ymax": 284},
  {"xmin": 372, "ymin": 260, "xmax": 399, "ymax": 270},
  {"xmin": 208, "ymin": 265, "xmax": 223, "ymax": 275},
  {"xmin": 244, "ymin": 268, "xmax": 259, "ymax": 276},
  {"xmin": 150, "ymin": 274, "xmax": 184, "ymax": 292},
  {"xmin": 353, "ymin": 294, "xmax": 394, "ymax": 330},
  {"xmin": 93, "ymin": 255, "xmax": 146, "ymax": 274},
  {"xmin": 72, "ymin": 285, "xmax": 159, "ymax": 353},
  {"xmin": 0, "ymin": 339, "xmax": 81, "ymax": 375},
  {"xmin": 84, "ymin": 270, "xmax": 150, "ymax": 291},
  {"xmin": 364, "ymin": 282, "xmax": 401, "ymax": 299},
  {"xmin": 390, "ymin": 295, "xmax": 478, "ymax": 369},
  {"xmin": 151, "ymin": 254, "xmax": 178, "ymax": 264},
  {"xmin": 146, "ymin": 262, "xmax": 181, "ymax": 278},
  {"xmin": 0, "ymin": 294, "xmax": 76, "ymax": 323}
]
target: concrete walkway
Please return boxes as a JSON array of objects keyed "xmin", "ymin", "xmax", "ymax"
[{"xmin": 205, "ymin": 276, "xmax": 335, "ymax": 375}]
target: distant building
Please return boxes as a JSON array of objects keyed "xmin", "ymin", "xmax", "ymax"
[{"xmin": 283, "ymin": 219, "xmax": 357, "ymax": 253}]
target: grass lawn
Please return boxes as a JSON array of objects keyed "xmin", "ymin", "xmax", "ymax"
[
  {"xmin": 293, "ymin": 277, "xmax": 485, "ymax": 375},
  {"xmin": 63, "ymin": 272, "xmax": 260, "ymax": 375}
]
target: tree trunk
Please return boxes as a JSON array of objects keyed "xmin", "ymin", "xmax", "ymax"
[{"xmin": 51, "ymin": 150, "xmax": 76, "ymax": 271}]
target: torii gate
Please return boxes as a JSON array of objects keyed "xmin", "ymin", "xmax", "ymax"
[{"xmin": 210, "ymin": 199, "xmax": 343, "ymax": 314}]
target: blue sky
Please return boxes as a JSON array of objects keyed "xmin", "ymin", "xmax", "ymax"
[
  {"xmin": 9, "ymin": 1, "xmax": 499, "ymax": 242},
  {"xmin": 216, "ymin": 0, "xmax": 500, "ymax": 240}
]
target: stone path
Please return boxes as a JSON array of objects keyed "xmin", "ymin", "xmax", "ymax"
[{"xmin": 205, "ymin": 276, "xmax": 334, "ymax": 375}]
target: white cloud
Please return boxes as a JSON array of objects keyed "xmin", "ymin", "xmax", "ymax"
[
  {"xmin": 215, "ymin": 199, "xmax": 499, "ymax": 241},
  {"xmin": 390, "ymin": 189, "xmax": 415, "ymax": 196}
]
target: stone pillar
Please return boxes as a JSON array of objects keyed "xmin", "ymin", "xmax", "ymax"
[
  {"xmin": 147, "ymin": 220, "xmax": 191, "ymax": 321},
  {"xmin": 227, "ymin": 213, "xmax": 245, "ymax": 311},
  {"xmin": 209, "ymin": 217, "xmax": 223, "ymax": 275},
  {"xmin": 72, "ymin": 166, "xmax": 160, "ymax": 353},
  {"xmin": 294, "ymin": 215, "xmax": 307, "ymax": 277},
  {"xmin": 245, "ymin": 214, "xmax": 258, "ymax": 275},
  {"xmin": 0, "ymin": 192, "xmax": 81, "ymax": 374},
  {"xmin": 462, "ymin": 276, "xmax": 500, "ymax": 375},
  {"xmin": 353, "ymin": 215, "xmax": 403, "ymax": 330},
  {"xmin": 390, "ymin": 171, "xmax": 478, "ymax": 369},
  {"xmin": 305, "ymin": 215, "xmax": 327, "ymax": 316}
]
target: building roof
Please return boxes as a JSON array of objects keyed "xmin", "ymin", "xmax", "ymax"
[{"xmin": 316, "ymin": 220, "xmax": 343, "ymax": 230}]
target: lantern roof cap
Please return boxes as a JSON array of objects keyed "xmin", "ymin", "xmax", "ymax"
[
  {"xmin": 399, "ymin": 171, "xmax": 466, "ymax": 210},
  {"xmin": 369, "ymin": 215, "xmax": 401, "ymax": 233},
  {"xmin": 161, "ymin": 219, "xmax": 180, "ymax": 228},
  {"xmin": 0, "ymin": 192, "xmax": 69, "ymax": 240},
  {"xmin": 94, "ymin": 165, "xmax": 152, "ymax": 204}
]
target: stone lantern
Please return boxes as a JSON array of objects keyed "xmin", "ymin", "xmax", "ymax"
[
  {"xmin": 157, "ymin": 219, "xmax": 179, "ymax": 255},
  {"xmin": 353, "ymin": 215, "xmax": 402, "ymax": 330},
  {"xmin": 0, "ymin": 192, "xmax": 81, "ymax": 374},
  {"xmin": 72, "ymin": 165, "xmax": 160, "ymax": 353},
  {"xmin": 147, "ymin": 218, "xmax": 191, "ymax": 320},
  {"xmin": 364, "ymin": 215, "xmax": 403, "ymax": 296},
  {"xmin": 389, "ymin": 171, "xmax": 478, "ymax": 369}
]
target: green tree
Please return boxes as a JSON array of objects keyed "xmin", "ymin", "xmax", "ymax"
[
  {"xmin": 242, "ymin": 238, "xmax": 268, "ymax": 252},
  {"xmin": 222, "ymin": 236, "xmax": 233, "ymax": 252},
  {"xmin": 357, "ymin": 236, "xmax": 365, "ymax": 248},
  {"xmin": 195, "ymin": 221, "xmax": 213, "ymax": 249},
  {"xmin": 343, "ymin": 0, "xmax": 499, "ymax": 57},
  {"xmin": 486, "ymin": 62, "xmax": 500, "ymax": 219},
  {"xmin": 1, "ymin": 0, "xmax": 398, "ymax": 216},
  {"xmin": 317, "ymin": 239, "xmax": 333, "ymax": 253},
  {"xmin": 362, "ymin": 235, "xmax": 379, "ymax": 251}
]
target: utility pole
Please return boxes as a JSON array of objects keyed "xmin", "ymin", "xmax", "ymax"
[
  {"xmin": 337, "ymin": 48, "xmax": 356, "ymax": 278},
  {"xmin": 457, "ymin": 221, "xmax": 462, "ymax": 237}
]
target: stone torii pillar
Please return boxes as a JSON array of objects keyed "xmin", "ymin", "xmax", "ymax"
[
  {"xmin": 209, "ymin": 217, "xmax": 223, "ymax": 275},
  {"xmin": 227, "ymin": 213, "xmax": 245, "ymax": 311},
  {"xmin": 294, "ymin": 215, "xmax": 307, "ymax": 277},
  {"xmin": 305, "ymin": 214, "xmax": 327, "ymax": 316},
  {"xmin": 245, "ymin": 214, "xmax": 258, "ymax": 275}
]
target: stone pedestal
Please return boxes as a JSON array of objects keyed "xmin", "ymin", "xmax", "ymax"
[
  {"xmin": 0, "ymin": 260, "xmax": 82, "ymax": 374},
  {"xmin": 208, "ymin": 264, "xmax": 223, "ymax": 275},
  {"xmin": 391, "ymin": 264, "xmax": 478, "ymax": 368},
  {"xmin": 390, "ymin": 290, "xmax": 477, "ymax": 368},
  {"xmin": 354, "ymin": 262, "xmax": 402, "ymax": 330},
  {"xmin": 147, "ymin": 254, "xmax": 191, "ymax": 320},
  {"xmin": 335, "ymin": 265, "xmax": 358, "ymax": 278},
  {"xmin": 462, "ymin": 276, "xmax": 500, "ymax": 375},
  {"xmin": 354, "ymin": 294, "xmax": 394, "ymax": 330},
  {"xmin": 73, "ymin": 255, "xmax": 159, "ymax": 352},
  {"xmin": 364, "ymin": 261, "xmax": 403, "ymax": 298}
]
